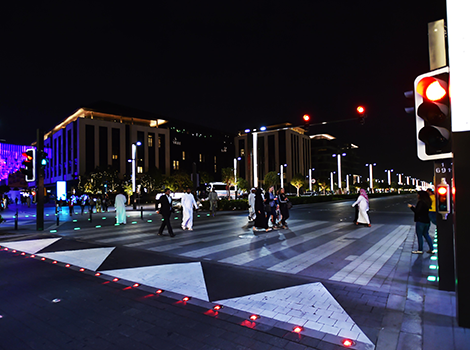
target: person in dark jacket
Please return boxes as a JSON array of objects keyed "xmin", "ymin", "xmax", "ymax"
[
  {"xmin": 408, "ymin": 190, "xmax": 434, "ymax": 254},
  {"xmin": 157, "ymin": 188, "xmax": 175, "ymax": 237},
  {"xmin": 254, "ymin": 188, "xmax": 271, "ymax": 232},
  {"xmin": 278, "ymin": 188, "xmax": 290, "ymax": 229}
]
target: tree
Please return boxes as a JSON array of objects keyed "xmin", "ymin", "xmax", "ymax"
[
  {"xmin": 221, "ymin": 167, "xmax": 235, "ymax": 198},
  {"xmin": 140, "ymin": 167, "xmax": 164, "ymax": 193},
  {"xmin": 291, "ymin": 173, "xmax": 306, "ymax": 197},
  {"xmin": 163, "ymin": 172, "xmax": 192, "ymax": 192},
  {"xmin": 237, "ymin": 177, "xmax": 249, "ymax": 193},
  {"xmin": 78, "ymin": 166, "xmax": 120, "ymax": 194},
  {"xmin": 264, "ymin": 171, "xmax": 280, "ymax": 189}
]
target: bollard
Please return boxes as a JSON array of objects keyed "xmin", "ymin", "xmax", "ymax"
[
  {"xmin": 14, "ymin": 209, "xmax": 18, "ymax": 230},
  {"xmin": 141, "ymin": 206, "xmax": 143, "ymax": 220},
  {"xmin": 56, "ymin": 207, "xmax": 59, "ymax": 226}
]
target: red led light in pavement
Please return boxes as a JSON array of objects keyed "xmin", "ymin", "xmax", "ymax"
[
  {"xmin": 213, "ymin": 305, "xmax": 223, "ymax": 311},
  {"xmin": 41, "ymin": 257, "xmax": 46, "ymax": 261},
  {"xmin": 112, "ymin": 278, "xmax": 119, "ymax": 282},
  {"xmin": 342, "ymin": 339, "xmax": 355, "ymax": 347},
  {"xmin": 21, "ymin": 252, "xmax": 25, "ymax": 255},
  {"xmin": 182, "ymin": 296, "xmax": 191, "ymax": 301},
  {"xmin": 12, "ymin": 250, "xmax": 16, "ymax": 253},
  {"xmin": 79, "ymin": 268, "xmax": 85, "ymax": 272},
  {"xmin": 95, "ymin": 273, "xmax": 101, "ymax": 276},
  {"xmin": 156, "ymin": 289, "xmax": 163, "ymax": 294},
  {"xmin": 52, "ymin": 261, "xmax": 57, "ymax": 264},
  {"xmin": 3, "ymin": 248, "xmax": 8, "ymax": 250},
  {"xmin": 30, "ymin": 255, "xmax": 35, "ymax": 258},
  {"xmin": 65, "ymin": 264, "xmax": 70, "ymax": 268},
  {"xmin": 133, "ymin": 283, "xmax": 140, "ymax": 288},
  {"xmin": 249, "ymin": 314, "xmax": 260, "ymax": 321},
  {"xmin": 293, "ymin": 326, "xmax": 303, "ymax": 333}
]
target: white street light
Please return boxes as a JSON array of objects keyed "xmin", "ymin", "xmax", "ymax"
[
  {"xmin": 385, "ymin": 169, "xmax": 394, "ymax": 186},
  {"xmin": 365, "ymin": 163, "xmax": 376, "ymax": 192}
]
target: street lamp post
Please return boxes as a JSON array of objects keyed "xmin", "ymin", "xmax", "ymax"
[
  {"xmin": 365, "ymin": 163, "xmax": 376, "ymax": 192},
  {"xmin": 280, "ymin": 164, "xmax": 284, "ymax": 188},
  {"xmin": 333, "ymin": 153, "xmax": 346, "ymax": 190},
  {"xmin": 308, "ymin": 168, "xmax": 315, "ymax": 191},
  {"xmin": 234, "ymin": 157, "xmax": 241, "ymax": 199},
  {"xmin": 330, "ymin": 171, "xmax": 335, "ymax": 193},
  {"xmin": 385, "ymin": 169, "xmax": 394, "ymax": 186},
  {"xmin": 131, "ymin": 141, "xmax": 142, "ymax": 209}
]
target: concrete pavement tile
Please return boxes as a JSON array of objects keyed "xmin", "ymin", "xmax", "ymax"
[
  {"xmin": 397, "ymin": 332, "xmax": 422, "ymax": 350},
  {"xmin": 375, "ymin": 328, "xmax": 400, "ymax": 350}
]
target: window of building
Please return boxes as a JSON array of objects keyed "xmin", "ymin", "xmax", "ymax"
[
  {"xmin": 182, "ymin": 151, "xmax": 186, "ymax": 160},
  {"xmin": 148, "ymin": 134, "xmax": 153, "ymax": 147},
  {"xmin": 241, "ymin": 148, "xmax": 245, "ymax": 156},
  {"xmin": 112, "ymin": 154, "xmax": 118, "ymax": 159},
  {"xmin": 173, "ymin": 160, "xmax": 179, "ymax": 170},
  {"xmin": 199, "ymin": 154, "xmax": 203, "ymax": 162},
  {"xmin": 137, "ymin": 166, "xmax": 143, "ymax": 174}
]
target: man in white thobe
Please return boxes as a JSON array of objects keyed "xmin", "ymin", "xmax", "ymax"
[
  {"xmin": 181, "ymin": 187, "xmax": 198, "ymax": 231},
  {"xmin": 115, "ymin": 190, "xmax": 127, "ymax": 225},
  {"xmin": 248, "ymin": 188, "xmax": 256, "ymax": 221}
]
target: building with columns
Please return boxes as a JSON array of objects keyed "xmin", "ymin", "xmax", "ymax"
[
  {"xmin": 234, "ymin": 123, "xmax": 311, "ymax": 191},
  {"xmin": 41, "ymin": 101, "xmax": 234, "ymax": 192}
]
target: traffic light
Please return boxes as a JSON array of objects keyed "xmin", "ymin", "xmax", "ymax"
[
  {"xmin": 356, "ymin": 106, "xmax": 366, "ymax": 125},
  {"xmin": 414, "ymin": 66, "xmax": 452, "ymax": 161},
  {"xmin": 38, "ymin": 150, "xmax": 49, "ymax": 168},
  {"xmin": 20, "ymin": 148, "xmax": 36, "ymax": 182},
  {"xmin": 302, "ymin": 114, "xmax": 311, "ymax": 127},
  {"xmin": 436, "ymin": 179, "xmax": 450, "ymax": 219}
]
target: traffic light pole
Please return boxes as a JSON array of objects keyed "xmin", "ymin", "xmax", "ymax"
[
  {"xmin": 433, "ymin": 161, "xmax": 454, "ymax": 292},
  {"xmin": 452, "ymin": 131, "xmax": 470, "ymax": 327},
  {"xmin": 36, "ymin": 129, "xmax": 44, "ymax": 231}
]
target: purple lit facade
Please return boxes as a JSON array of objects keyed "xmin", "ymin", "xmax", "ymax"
[{"xmin": 0, "ymin": 143, "xmax": 32, "ymax": 182}]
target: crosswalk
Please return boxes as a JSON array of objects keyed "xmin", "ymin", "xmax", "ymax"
[{"xmin": 63, "ymin": 214, "xmax": 413, "ymax": 290}]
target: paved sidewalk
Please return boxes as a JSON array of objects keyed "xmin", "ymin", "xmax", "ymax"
[{"xmin": 1, "ymin": 203, "xmax": 469, "ymax": 349}]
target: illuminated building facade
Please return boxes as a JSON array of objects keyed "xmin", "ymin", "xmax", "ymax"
[
  {"xmin": 0, "ymin": 142, "xmax": 31, "ymax": 186},
  {"xmin": 235, "ymin": 124, "xmax": 312, "ymax": 190},
  {"xmin": 42, "ymin": 101, "xmax": 234, "ymax": 192}
]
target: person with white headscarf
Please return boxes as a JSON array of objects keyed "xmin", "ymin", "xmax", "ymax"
[
  {"xmin": 352, "ymin": 189, "xmax": 371, "ymax": 227},
  {"xmin": 114, "ymin": 189, "xmax": 127, "ymax": 225},
  {"xmin": 181, "ymin": 187, "xmax": 198, "ymax": 231}
]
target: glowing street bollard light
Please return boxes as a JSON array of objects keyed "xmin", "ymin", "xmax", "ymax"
[
  {"xmin": 182, "ymin": 296, "xmax": 191, "ymax": 302},
  {"xmin": 293, "ymin": 326, "xmax": 303, "ymax": 333},
  {"xmin": 249, "ymin": 314, "xmax": 260, "ymax": 321},
  {"xmin": 155, "ymin": 289, "xmax": 164, "ymax": 294},
  {"xmin": 342, "ymin": 339, "xmax": 355, "ymax": 348}
]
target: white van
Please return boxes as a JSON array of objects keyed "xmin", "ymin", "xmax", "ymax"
[{"xmin": 207, "ymin": 182, "xmax": 235, "ymax": 199}]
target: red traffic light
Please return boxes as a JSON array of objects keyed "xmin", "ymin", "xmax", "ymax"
[
  {"xmin": 22, "ymin": 152, "xmax": 33, "ymax": 161},
  {"xmin": 302, "ymin": 114, "xmax": 311, "ymax": 123},
  {"xmin": 416, "ymin": 77, "xmax": 447, "ymax": 102},
  {"xmin": 356, "ymin": 106, "xmax": 365, "ymax": 114},
  {"xmin": 437, "ymin": 186, "xmax": 448, "ymax": 195}
]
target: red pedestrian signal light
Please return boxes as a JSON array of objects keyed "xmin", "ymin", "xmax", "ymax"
[
  {"xmin": 356, "ymin": 106, "xmax": 365, "ymax": 114},
  {"xmin": 436, "ymin": 179, "xmax": 450, "ymax": 218},
  {"xmin": 20, "ymin": 149, "xmax": 36, "ymax": 182},
  {"xmin": 414, "ymin": 66, "xmax": 452, "ymax": 160}
]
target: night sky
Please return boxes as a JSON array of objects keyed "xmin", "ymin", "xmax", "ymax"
[{"xmin": 0, "ymin": 1, "xmax": 447, "ymax": 182}]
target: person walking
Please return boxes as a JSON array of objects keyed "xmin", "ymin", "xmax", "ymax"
[
  {"xmin": 265, "ymin": 186, "xmax": 278, "ymax": 228},
  {"xmin": 114, "ymin": 190, "xmax": 127, "ymax": 225},
  {"xmin": 352, "ymin": 189, "xmax": 371, "ymax": 227},
  {"xmin": 254, "ymin": 188, "xmax": 271, "ymax": 232},
  {"xmin": 248, "ymin": 188, "xmax": 256, "ymax": 222},
  {"xmin": 181, "ymin": 187, "xmax": 198, "ymax": 231},
  {"xmin": 68, "ymin": 196, "xmax": 74, "ymax": 216},
  {"xmin": 408, "ymin": 190, "xmax": 435, "ymax": 254},
  {"xmin": 208, "ymin": 189, "xmax": 218, "ymax": 217},
  {"xmin": 80, "ymin": 194, "xmax": 88, "ymax": 215},
  {"xmin": 426, "ymin": 188, "xmax": 437, "ymax": 227},
  {"xmin": 157, "ymin": 188, "xmax": 175, "ymax": 237},
  {"xmin": 278, "ymin": 188, "xmax": 290, "ymax": 229}
]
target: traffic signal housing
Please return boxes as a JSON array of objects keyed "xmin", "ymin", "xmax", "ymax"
[
  {"xmin": 436, "ymin": 179, "xmax": 450, "ymax": 219},
  {"xmin": 302, "ymin": 114, "xmax": 311, "ymax": 127},
  {"xmin": 414, "ymin": 66, "xmax": 452, "ymax": 161},
  {"xmin": 20, "ymin": 148, "xmax": 36, "ymax": 182},
  {"xmin": 356, "ymin": 106, "xmax": 366, "ymax": 125}
]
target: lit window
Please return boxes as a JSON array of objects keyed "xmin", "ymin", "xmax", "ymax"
[
  {"xmin": 199, "ymin": 154, "xmax": 203, "ymax": 162},
  {"xmin": 241, "ymin": 149, "xmax": 245, "ymax": 156},
  {"xmin": 148, "ymin": 135, "xmax": 153, "ymax": 147},
  {"xmin": 214, "ymin": 156, "xmax": 216, "ymax": 164},
  {"xmin": 173, "ymin": 160, "xmax": 179, "ymax": 170},
  {"xmin": 182, "ymin": 151, "xmax": 186, "ymax": 160},
  {"xmin": 112, "ymin": 154, "xmax": 118, "ymax": 160},
  {"xmin": 137, "ymin": 166, "xmax": 143, "ymax": 174}
]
